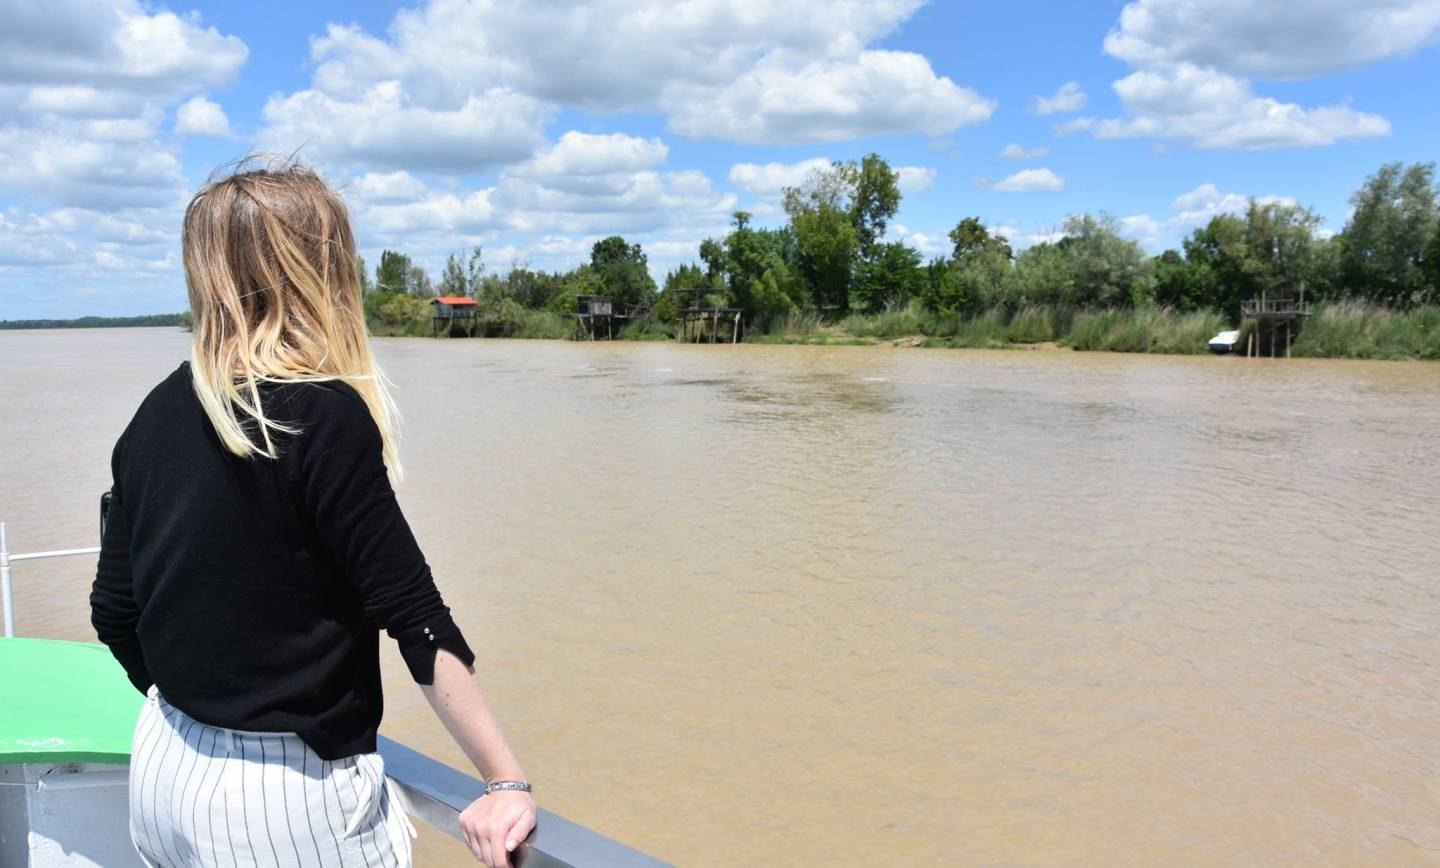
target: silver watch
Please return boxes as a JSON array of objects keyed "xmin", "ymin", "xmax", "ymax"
[{"xmin": 483, "ymin": 780, "xmax": 532, "ymax": 795}]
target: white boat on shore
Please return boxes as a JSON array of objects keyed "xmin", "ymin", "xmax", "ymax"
[{"xmin": 1207, "ymin": 330, "xmax": 1241, "ymax": 354}]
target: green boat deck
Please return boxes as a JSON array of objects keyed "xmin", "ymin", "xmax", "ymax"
[{"xmin": 0, "ymin": 638, "xmax": 142, "ymax": 765}]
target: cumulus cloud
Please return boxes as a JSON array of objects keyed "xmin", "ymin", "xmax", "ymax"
[
  {"xmin": 257, "ymin": 0, "xmax": 993, "ymax": 163},
  {"xmin": 981, "ymin": 168, "xmax": 1065, "ymax": 192},
  {"xmin": 0, "ymin": 0, "xmax": 246, "ymax": 103},
  {"xmin": 1117, "ymin": 181, "xmax": 1305, "ymax": 250},
  {"xmin": 664, "ymin": 50, "xmax": 995, "ymax": 144},
  {"xmin": 0, "ymin": 0, "xmax": 249, "ymax": 316},
  {"xmin": 1104, "ymin": 0, "xmax": 1440, "ymax": 78},
  {"xmin": 510, "ymin": 132, "xmax": 669, "ymax": 182},
  {"xmin": 728, "ymin": 158, "xmax": 835, "ymax": 200},
  {"xmin": 1060, "ymin": 63, "xmax": 1390, "ymax": 149},
  {"xmin": 341, "ymin": 130, "xmax": 736, "ymax": 263},
  {"xmin": 1067, "ymin": 1, "xmax": 1405, "ymax": 149},
  {"xmin": 0, "ymin": 129, "xmax": 186, "ymax": 209},
  {"xmin": 890, "ymin": 223, "xmax": 950, "ymax": 258},
  {"xmin": 999, "ymin": 143, "xmax": 1048, "ymax": 159},
  {"xmin": 896, "ymin": 166, "xmax": 937, "ymax": 194},
  {"xmin": 728, "ymin": 157, "xmax": 936, "ymax": 204},
  {"xmin": 174, "ymin": 95, "xmax": 231, "ymax": 137},
  {"xmin": 1031, "ymin": 81, "xmax": 1087, "ymax": 115},
  {"xmin": 261, "ymin": 82, "xmax": 549, "ymax": 174}
]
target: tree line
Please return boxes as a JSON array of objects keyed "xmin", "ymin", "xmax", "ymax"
[{"xmin": 360, "ymin": 157, "xmax": 1440, "ymax": 336}]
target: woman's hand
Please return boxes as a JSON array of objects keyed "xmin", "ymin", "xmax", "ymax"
[{"xmin": 459, "ymin": 789, "xmax": 537, "ymax": 867}]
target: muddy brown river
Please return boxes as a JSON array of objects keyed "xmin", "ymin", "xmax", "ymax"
[{"xmin": 1, "ymin": 327, "xmax": 1436, "ymax": 865}]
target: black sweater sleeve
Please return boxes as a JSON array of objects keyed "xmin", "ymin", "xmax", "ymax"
[
  {"xmin": 296, "ymin": 384, "xmax": 475, "ymax": 684},
  {"xmin": 90, "ymin": 432, "xmax": 154, "ymax": 694}
]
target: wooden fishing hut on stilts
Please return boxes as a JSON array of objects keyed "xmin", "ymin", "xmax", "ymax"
[
  {"xmin": 674, "ymin": 288, "xmax": 744, "ymax": 343},
  {"xmin": 1241, "ymin": 292, "xmax": 1312, "ymax": 358},
  {"xmin": 431, "ymin": 296, "xmax": 478, "ymax": 337}
]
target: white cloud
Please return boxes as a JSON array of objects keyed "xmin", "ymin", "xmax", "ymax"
[
  {"xmin": 1068, "ymin": 1, "xmax": 1406, "ymax": 150},
  {"xmin": 258, "ymin": 1, "xmax": 993, "ymax": 163},
  {"xmin": 511, "ymin": 132, "xmax": 669, "ymax": 182},
  {"xmin": 0, "ymin": 129, "xmax": 186, "ymax": 209},
  {"xmin": 261, "ymin": 81, "xmax": 549, "ymax": 174},
  {"xmin": 896, "ymin": 166, "xmax": 937, "ymax": 194},
  {"xmin": 1105, "ymin": 0, "xmax": 1440, "ymax": 78},
  {"xmin": 1117, "ymin": 182, "xmax": 1305, "ymax": 250},
  {"xmin": 999, "ymin": 143, "xmax": 1048, "ymax": 159},
  {"xmin": 1061, "ymin": 63, "xmax": 1390, "ymax": 149},
  {"xmin": 1031, "ymin": 81, "xmax": 1087, "ymax": 115},
  {"xmin": 0, "ymin": 0, "xmax": 247, "ymax": 103},
  {"xmin": 982, "ymin": 168, "xmax": 1065, "ymax": 192},
  {"xmin": 346, "ymin": 171, "xmax": 430, "ymax": 205},
  {"xmin": 890, "ymin": 223, "xmax": 949, "ymax": 258},
  {"xmin": 343, "ymin": 130, "xmax": 736, "ymax": 258},
  {"xmin": 664, "ymin": 50, "xmax": 995, "ymax": 144},
  {"xmin": 728, "ymin": 157, "xmax": 936, "ymax": 205},
  {"xmin": 0, "ymin": 0, "xmax": 244, "ymax": 318},
  {"xmin": 174, "ymin": 95, "xmax": 231, "ymax": 137},
  {"xmin": 728, "ymin": 158, "xmax": 835, "ymax": 200}
]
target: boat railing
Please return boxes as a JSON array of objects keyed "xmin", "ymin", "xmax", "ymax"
[{"xmin": 1, "ymin": 500, "xmax": 673, "ymax": 867}]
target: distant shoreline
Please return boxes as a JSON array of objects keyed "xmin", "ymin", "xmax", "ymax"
[{"xmin": 0, "ymin": 314, "xmax": 188, "ymax": 330}]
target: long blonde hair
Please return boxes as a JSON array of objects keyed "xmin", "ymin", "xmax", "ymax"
[{"xmin": 182, "ymin": 155, "xmax": 405, "ymax": 482}]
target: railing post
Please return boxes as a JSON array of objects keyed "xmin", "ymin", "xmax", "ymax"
[{"xmin": 2, "ymin": 522, "xmax": 14, "ymax": 638}]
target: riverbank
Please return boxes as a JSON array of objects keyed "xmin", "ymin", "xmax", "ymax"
[{"xmin": 380, "ymin": 302, "xmax": 1439, "ymax": 361}]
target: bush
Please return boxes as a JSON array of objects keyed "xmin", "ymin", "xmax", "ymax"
[{"xmin": 1291, "ymin": 302, "xmax": 1440, "ymax": 360}]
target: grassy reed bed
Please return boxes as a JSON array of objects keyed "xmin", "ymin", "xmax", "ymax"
[
  {"xmin": 1066, "ymin": 308, "xmax": 1227, "ymax": 354},
  {"xmin": 1290, "ymin": 302, "xmax": 1440, "ymax": 361},
  {"xmin": 376, "ymin": 301, "xmax": 1438, "ymax": 360}
]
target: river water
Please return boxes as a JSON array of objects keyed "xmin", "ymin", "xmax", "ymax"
[{"xmin": 2, "ymin": 327, "xmax": 1437, "ymax": 866}]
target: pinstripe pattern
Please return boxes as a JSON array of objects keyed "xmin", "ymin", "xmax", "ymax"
[{"xmin": 130, "ymin": 684, "xmax": 417, "ymax": 866}]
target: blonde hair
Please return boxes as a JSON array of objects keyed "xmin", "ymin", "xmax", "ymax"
[{"xmin": 182, "ymin": 155, "xmax": 405, "ymax": 482}]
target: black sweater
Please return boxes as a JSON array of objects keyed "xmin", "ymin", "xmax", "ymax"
[{"xmin": 90, "ymin": 360, "xmax": 475, "ymax": 761}]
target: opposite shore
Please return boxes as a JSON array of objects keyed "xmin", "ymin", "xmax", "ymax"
[{"xmin": 4, "ymin": 301, "xmax": 1437, "ymax": 361}]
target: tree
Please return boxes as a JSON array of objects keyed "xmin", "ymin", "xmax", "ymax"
[
  {"xmin": 439, "ymin": 254, "xmax": 468, "ymax": 297},
  {"xmin": 1056, "ymin": 213, "xmax": 1153, "ymax": 307},
  {"xmin": 406, "ymin": 264, "xmax": 434, "ymax": 298},
  {"xmin": 853, "ymin": 242, "xmax": 923, "ymax": 313},
  {"xmin": 590, "ymin": 236, "xmax": 656, "ymax": 308},
  {"xmin": 847, "ymin": 153, "xmax": 901, "ymax": 261},
  {"xmin": 1338, "ymin": 161, "xmax": 1439, "ymax": 306},
  {"xmin": 1008, "ymin": 241, "xmax": 1073, "ymax": 308},
  {"xmin": 1240, "ymin": 199, "xmax": 1320, "ymax": 300},
  {"xmin": 375, "ymin": 250, "xmax": 412, "ymax": 293},
  {"xmin": 948, "ymin": 217, "xmax": 1012, "ymax": 263}
]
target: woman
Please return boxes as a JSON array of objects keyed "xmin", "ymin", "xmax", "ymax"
[{"xmin": 90, "ymin": 158, "xmax": 535, "ymax": 867}]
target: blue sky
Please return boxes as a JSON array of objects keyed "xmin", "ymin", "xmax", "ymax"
[{"xmin": 3, "ymin": 0, "xmax": 1439, "ymax": 319}]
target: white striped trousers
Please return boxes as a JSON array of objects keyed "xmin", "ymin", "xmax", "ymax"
[{"xmin": 129, "ymin": 684, "xmax": 417, "ymax": 867}]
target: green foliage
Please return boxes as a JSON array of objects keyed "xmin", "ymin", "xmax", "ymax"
[
  {"xmin": 848, "ymin": 153, "xmax": 901, "ymax": 260},
  {"xmin": 1066, "ymin": 307, "xmax": 1227, "ymax": 354},
  {"xmin": 375, "ymin": 250, "xmax": 411, "ymax": 293},
  {"xmin": 853, "ymin": 242, "xmax": 924, "ymax": 313},
  {"xmin": 949, "ymin": 217, "xmax": 1012, "ymax": 262},
  {"xmin": 590, "ymin": 236, "xmax": 656, "ymax": 308},
  {"xmin": 1290, "ymin": 302, "xmax": 1440, "ymax": 360},
  {"xmin": 1055, "ymin": 213, "xmax": 1154, "ymax": 308},
  {"xmin": 841, "ymin": 302, "xmax": 925, "ymax": 339},
  {"xmin": 0, "ymin": 313, "xmax": 190, "ymax": 330},
  {"xmin": 1338, "ymin": 161, "xmax": 1439, "ymax": 307},
  {"xmin": 438, "ymin": 246, "xmax": 483, "ymax": 298}
]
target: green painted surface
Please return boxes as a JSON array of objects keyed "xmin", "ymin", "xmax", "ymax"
[{"xmin": 0, "ymin": 638, "xmax": 143, "ymax": 764}]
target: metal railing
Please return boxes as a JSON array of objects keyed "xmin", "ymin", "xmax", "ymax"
[
  {"xmin": 1, "ymin": 495, "xmax": 674, "ymax": 867},
  {"xmin": 379, "ymin": 736, "xmax": 669, "ymax": 867}
]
